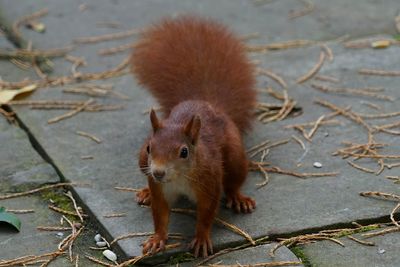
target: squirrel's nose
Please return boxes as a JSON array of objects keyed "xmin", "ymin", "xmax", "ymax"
[{"xmin": 152, "ymin": 170, "xmax": 166, "ymax": 180}]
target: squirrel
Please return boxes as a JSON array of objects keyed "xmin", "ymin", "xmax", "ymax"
[{"xmin": 130, "ymin": 15, "xmax": 256, "ymax": 257}]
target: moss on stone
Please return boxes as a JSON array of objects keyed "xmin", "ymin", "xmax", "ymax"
[
  {"xmin": 168, "ymin": 252, "xmax": 195, "ymax": 265},
  {"xmin": 290, "ymin": 246, "xmax": 315, "ymax": 267}
]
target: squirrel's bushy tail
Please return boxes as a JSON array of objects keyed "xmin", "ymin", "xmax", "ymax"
[{"xmin": 131, "ymin": 16, "xmax": 256, "ymax": 132}]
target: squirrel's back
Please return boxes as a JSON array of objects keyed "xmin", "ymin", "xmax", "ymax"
[{"xmin": 131, "ymin": 16, "xmax": 256, "ymax": 132}]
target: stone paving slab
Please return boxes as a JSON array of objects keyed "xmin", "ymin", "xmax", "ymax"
[
  {"xmin": 0, "ymin": 116, "xmax": 58, "ymax": 192},
  {"xmin": 1, "ymin": 0, "xmax": 400, "ymax": 264},
  {"xmin": 178, "ymin": 242, "xmax": 303, "ymax": 267},
  {"xmin": 302, "ymin": 228, "xmax": 400, "ymax": 267}
]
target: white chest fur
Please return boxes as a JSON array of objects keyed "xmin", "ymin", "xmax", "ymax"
[{"xmin": 161, "ymin": 175, "xmax": 197, "ymax": 205}]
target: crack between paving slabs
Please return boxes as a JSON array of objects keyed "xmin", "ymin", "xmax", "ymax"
[{"xmin": 3, "ymin": 105, "xmax": 128, "ymax": 262}]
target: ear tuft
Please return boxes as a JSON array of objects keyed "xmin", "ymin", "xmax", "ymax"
[{"xmin": 184, "ymin": 115, "xmax": 201, "ymax": 145}]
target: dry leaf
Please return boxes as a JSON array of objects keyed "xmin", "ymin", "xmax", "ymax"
[
  {"xmin": 371, "ymin": 40, "xmax": 391, "ymax": 49},
  {"xmin": 0, "ymin": 84, "xmax": 37, "ymax": 104}
]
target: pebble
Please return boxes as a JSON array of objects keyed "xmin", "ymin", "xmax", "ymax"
[
  {"xmin": 313, "ymin": 162, "xmax": 322, "ymax": 168},
  {"xmin": 103, "ymin": 249, "xmax": 117, "ymax": 261},
  {"xmin": 94, "ymin": 233, "xmax": 102, "ymax": 242},
  {"xmin": 96, "ymin": 241, "xmax": 107, "ymax": 247},
  {"xmin": 56, "ymin": 232, "xmax": 64, "ymax": 238},
  {"xmin": 378, "ymin": 248, "xmax": 386, "ymax": 254}
]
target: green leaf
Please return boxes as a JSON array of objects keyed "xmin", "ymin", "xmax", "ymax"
[
  {"xmin": 393, "ymin": 34, "xmax": 400, "ymax": 41},
  {"xmin": 0, "ymin": 206, "xmax": 21, "ymax": 231}
]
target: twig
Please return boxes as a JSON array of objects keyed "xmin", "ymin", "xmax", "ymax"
[
  {"xmin": 311, "ymin": 83, "xmax": 394, "ymax": 101},
  {"xmin": 64, "ymin": 191, "xmax": 84, "ymax": 222},
  {"xmin": 359, "ymin": 191, "xmax": 400, "ymax": 202},
  {"xmin": 0, "ymin": 182, "xmax": 83, "ymax": 200},
  {"xmin": 247, "ymin": 39, "xmax": 313, "ymax": 52},
  {"xmin": 48, "ymin": 98, "xmax": 94, "ymax": 124},
  {"xmin": 12, "ymin": 8, "xmax": 49, "ymax": 39},
  {"xmin": 5, "ymin": 209, "xmax": 34, "ymax": 214},
  {"xmin": 256, "ymin": 164, "xmax": 270, "ymax": 188},
  {"xmin": 362, "ymin": 227, "xmax": 400, "ymax": 238},
  {"xmin": 37, "ymin": 226, "xmax": 71, "ymax": 231},
  {"xmin": 390, "ymin": 203, "xmax": 400, "ymax": 227},
  {"xmin": 48, "ymin": 205, "xmax": 86, "ymax": 218},
  {"xmin": 114, "ymin": 186, "xmax": 141, "ymax": 192},
  {"xmin": 98, "ymin": 43, "xmax": 135, "ymax": 56},
  {"xmin": 307, "ymin": 115, "xmax": 325, "ymax": 139},
  {"xmin": 257, "ymin": 68, "xmax": 287, "ymax": 89},
  {"xmin": 320, "ymin": 43, "xmax": 334, "ymax": 61},
  {"xmin": 76, "ymin": 131, "xmax": 102, "ymax": 143},
  {"xmin": 289, "ymin": 0, "xmax": 314, "ymax": 19},
  {"xmin": 74, "ymin": 28, "xmax": 140, "ymax": 44},
  {"xmin": 291, "ymin": 135, "xmax": 306, "ymax": 150},
  {"xmin": 346, "ymin": 235, "xmax": 375, "ymax": 246},
  {"xmin": 103, "ymin": 212, "xmax": 127, "ymax": 218},
  {"xmin": 314, "ymin": 75, "xmax": 340, "ymax": 83},
  {"xmin": 347, "ymin": 161, "xmax": 376, "ymax": 174},
  {"xmin": 296, "ymin": 51, "xmax": 325, "ymax": 83},
  {"xmin": 359, "ymin": 69, "xmax": 400, "ymax": 76}
]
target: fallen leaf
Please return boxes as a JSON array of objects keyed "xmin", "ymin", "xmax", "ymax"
[
  {"xmin": 371, "ymin": 40, "xmax": 391, "ymax": 49},
  {"xmin": 0, "ymin": 84, "xmax": 37, "ymax": 104},
  {"xmin": 0, "ymin": 207, "xmax": 21, "ymax": 232}
]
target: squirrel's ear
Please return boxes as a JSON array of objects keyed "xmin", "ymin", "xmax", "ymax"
[
  {"xmin": 184, "ymin": 115, "xmax": 201, "ymax": 145},
  {"xmin": 150, "ymin": 109, "xmax": 161, "ymax": 132}
]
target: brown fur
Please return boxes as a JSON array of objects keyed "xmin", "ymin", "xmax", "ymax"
[{"xmin": 131, "ymin": 16, "xmax": 256, "ymax": 258}]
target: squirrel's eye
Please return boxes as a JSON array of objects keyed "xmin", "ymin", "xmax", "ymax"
[
  {"xmin": 146, "ymin": 145, "xmax": 150, "ymax": 154},
  {"xmin": 180, "ymin": 147, "xmax": 188, "ymax": 158}
]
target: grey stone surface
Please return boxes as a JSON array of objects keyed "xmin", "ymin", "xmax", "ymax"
[
  {"xmin": 178, "ymin": 243, "xmax": 303, "ymax": 266},
  {"xmin": 302, "ymin": 228, "xmax": 400, "ymax": 267},
  {"xmin": 1, "ymin": 0, "xmax": 400, "ymax": 264},
  {"xmin": 0, "ymin": 116, "xmax": 59, "ymax": 191}
]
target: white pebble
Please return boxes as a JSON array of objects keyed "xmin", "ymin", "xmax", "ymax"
[
  {"xmin": 103, "ymin": 249, "xmax": 117, "ymax": 261},
  {"xmin": 56, "ymin": 232, "xmax": 64, "ymax": 238},
  {"xmin": 96, "ymin": 241, "xmax": 107, "ymax": 247},
  {"xmin": 378, "ymin": 248, "xmax": 386, "ymax": 254},
  {"xmin": 313, "ymin": 162, "xmax": 322, "ymax": 168},
  {"xmin": 94, "ymin": 233, "xmax": 102, "ymax": 242}
]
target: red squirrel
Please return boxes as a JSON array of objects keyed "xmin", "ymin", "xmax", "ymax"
[{"xmin": 131, "ymin": 16, "xmax": 256, "ymax": 257}]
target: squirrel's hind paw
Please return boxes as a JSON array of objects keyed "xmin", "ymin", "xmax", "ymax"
[
  {"xmin": 189, "ymin": 235, "xmax": 213, "ymax": 258},
  {"xmin": 136, "ymin": 187, "xmax": 151, "ymax": 206},
  {"xmin": 226, "ymin": 193, "xmax": 256, "ymax": 213},
  {"xmin": 142, "ymin": 234, "xmax": 166, "ymax": 255}
]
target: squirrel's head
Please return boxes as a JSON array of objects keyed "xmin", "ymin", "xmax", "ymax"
[{"xmin": 144, "ymin": 109, "xmax": 201, "ymax": 183}]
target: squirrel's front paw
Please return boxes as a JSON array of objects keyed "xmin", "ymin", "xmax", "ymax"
[
  {"xmin": 189, "ymin": 234, "xmax": 213, "ymax": 257},
  {"xmin": 142, "ymin": 234, "xmax": 166, "ymax": 254},
  {"xmin": 226, "ymin": 193, "xmax": 256, "ymax": 213},
  {"xmin": 136, "ymin": 187, "xmax": 151, "ymax": 206}
]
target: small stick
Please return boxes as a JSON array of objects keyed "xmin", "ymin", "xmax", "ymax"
[
  {"xmin": 12, "ymin": 8, "xmax": 49, "ymax": 39},
  {"xmin": 246, "ymin": 140, "xmax": 270, "ymax": 154},
  {"xmin": 81, "ymin": 155, "xmax": 94, "ymax": 160},
  {"xmin": 359, "ymin": 69, "xmax": 400, "ymax": 76},
  {"xmin": 0, "ymin": 182, "xmax": 82, "ymax": 200},
  {"xmin": 362, "ymin": 227, "xmax": 400, "ymax": 238},
  {"xmin": 296, "ymin": 51, "xmax": 325, "ymax": 84},
  {"xmin": 48, "ymin": 205, "xmax": 86, "ymax": 217},
  {"xmin": 288, "ymin": 0, "xmax": 315, "ymax": 19},
  {"xmin": 114, "ymin": 186, "xmax": 141, "ymax": 192},
  {"xmin": 246, "ymin": 39, "xmax": 313, "ymax": 52},
  {"xmin": 358, "ymin": 111, "xmax": 400, "ymax": 119},
  {"xmin": 76, "ymin": 131, "xmax": 102, "ymax": 143},
  {"xmin": 257, "ymin": 68, "xmax": 287, "ymax": 89},
  {"xmin": 321, "ymin": 43, "xmax": 334, "ymax": 61},
  {"xmin": 64, "ymin": 191, "xmax": 84, "ymax": 222},
  {"xmin": 5, "ymin": 209, "xmax": 34, "ymax": 214},
  {"xmin": 314, "ymin": 75, "xmax": 340, "ymax": 83},
  {"xmin": 361, "ymin": 101, "xmax": 381, "ymax": 110},
  {"xmin": 48, "ymin": 99, "xmax": 94, "ymax": 124},
  {"xmin": 311, "ymin": 83, "xmax": 394, "ymax": 101},
  {"xmin": 98, "ymin": 43, "xmax": 135, "ymax": 56},
  {"xmin": 103, "ymin": 212, "xmax": 127, "ymax": 218},
  {"xmin": 37, "ymin": 226, "xmax": 71, "ymax": 231},
  {"xmin": 84, "ymin": 255, "xmax": 116, "ymax": 267},
  {"xmin": 307, "ymin": 115, "xmax": 325, "ymax": 139},
  {"xmin": 249, "ymin": 139, "xmax": 291, "ymax": 158},
  {"xmin": 291, "ymin": 135, "xmax": 306, "ymax": 150},
  {"xmin": 390, "ymin": 203, "xmax": 400, "ymax": 227},
  {"xmin": 359, "ymin": 191, "xmax": 400, "ymax": 201},
  {"xmin": 347, "ymin": 161, "xmax": 376, "ymax": 174},
  {"xmin": 346, "ymin": 235, "xmax": 375, "ymax": 246},
  {"xmin": 74, "ymin": 28, "xmax": 141, "ymax": 44},
  {"xmin": 256, "ymin": 164, "xmax": 270, "ymax": 188}
]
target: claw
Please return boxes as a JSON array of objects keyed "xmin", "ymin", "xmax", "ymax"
[
  {"xmin": 190, "ymin": 235, "xmax": 213, "ymax": 258},
  {"xmin": 226, "ymin": 193, "xmax": 256, "ymax": 213},
  {"xmin": 136, "ymin": 187, "xmax": 151, "ymax": 206},
  {"xmin": 142, "ymin": 234, "xmax": 166, "ymax": 255}
]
